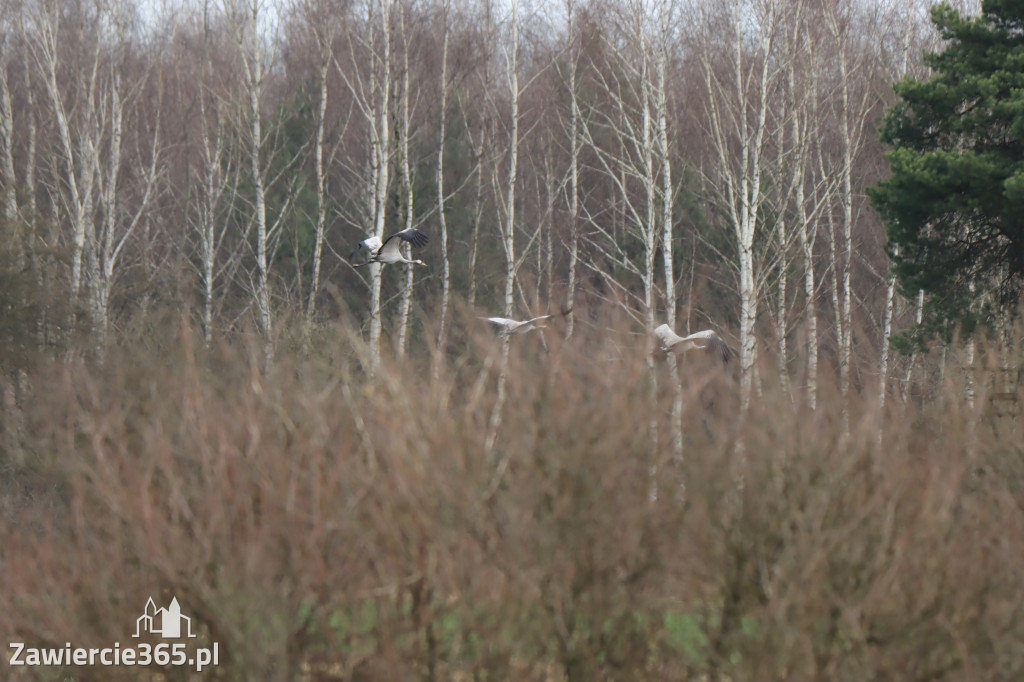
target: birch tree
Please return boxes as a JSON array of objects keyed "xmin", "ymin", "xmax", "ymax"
[
  {"xmin": 766, "ymin": 3, "xmax": 802, "ymax": 404},
  {"xmin": 696, "ymin": 0, "xmax": 787, "ymax": 411},
  {"xmin": 4, "ymin": 12, "xmax": 43, "ymax": 351},
  {"xmin": 768, "ymin": 0, "xmax": 837, "ymax": 408},
  {"xmin": 337, "ymin": 0, "xmax": 393, "ymax": 367},
  {"xmin": 434, "ymin": 0, "xmax": 452, "ymax": 357},
  {"xmin": 30, "ymin": 0, "xmax": 162, "ymax": 344},
  {"xmin": 395, "ymin": 2, "xmax": 418, "ymax": 358},
  {"xmin": 226, "ymin": 0, "xmax": 280, "ymax": 359},
  {"xmin": 498, "ymin": 0, "xmax": 519, "ymax": 327},
  {"xmin": 0, "ymin": 29, "xmax": 22, "ymax": 269},
  {"xmin": 30, "ymin": 0, "xmax": 101, "ymax": 303},
  {"xmin": 573, "ymin": 0, "xmax": 680, "ymax": 476},
  {"xmin": 796, "ymin": 51, "xmax": 824, "ymax": 410},
  {"xmin": 366, "ymin": 0, "xmax": 392, "ymax": 367},
  {"xmin": 562, "ymin": 0, "xmax": 581, "ymax": 340},
  {"xmin": 90, "ymin": 66, "xmax": 162, "ymax": 342},
  {"xmin": 579, "ymin": 0, "xmax": 659, "ymax": 334},
  {"xmin": 653, "ymin": 1, "xmax": 684, "ymax": 459},
  {"xmin": 190, "ymin": 92, "xmax": 238, "ymax": 346},
  {"xmin": 186, "ymin": 2, "xmax": 243, "ymax": 345},
  {"xmin": 464, "ymin": 120, "xmax": 486, "ymax": 311},
  {"xmin": 485, "ymin": 0, "xmax": 521, "ymax": 459},
  {"xmin": 300, "ymin": 0, "xmax": 341, "ymax": 325},
  {"xmin": 822, "ymin": 0, "xmax": 878, "ymax": 428}
]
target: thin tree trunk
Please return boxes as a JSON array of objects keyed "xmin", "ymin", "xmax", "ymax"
[
  {"xmin": 0, "ymin": 54, "xmax": 21, "ymax": 268},
  {"xmin": 467, "ymin": 134, "xmax": 484, "ymax": 311},
  {"xmin": 564, "ymin": 40, "xmax": 580, "ymax": 340},
  {"xmin": 435, "ymin": 0, "xmax": 452, "ymax": 359},
  {"xmin": 879, "ymin": 243, "xmax": 898, "ymax": 443},
  {"xmin": 485, "ymin": 0, "xmax": 520, "ymax": 461},
  {"xmin": 900, "ymin": 288, "xmax": 924, "ymax": 401},
  {"xmin": 656, "ymin": 22, "xmax": 683, "ymax": 461},
  {"xmin": 798, "ymin": 176, "xmax": 818, "ymax": 410},
  {"xmin": 396, "ymin": 6, "xmax": 415, "ymax": 358},
  {"xmin": 196, "ymin": 4, "xmax": 223, "ymax": 346},
  {"xmin": 235, "ymin": 0, "xmax": 274, "ymax": 361},
  {"xmin": 33, "ymin": 3, "xmax": 101, "ymax": 303},
  {"xmin": 307, "ymin": 54, "xmax": 330, "ymax": 324},
  {"xmin": 823, "ymin": 3, "xmax": 873, "ymax": 434},
  {"xmin": 544, "ymin": 155, "xmax": 554, "ymax": 309},
  {"xmin": 882, "ymin": 0, "xmax": 922, "ymax": 430},
  {"xmin": 368, "ymin": 0, "xmax": 393, "ymax": 369},
  {"xmin": 700, "ymin": 0, "xmax": 781, "ymax": 414}
]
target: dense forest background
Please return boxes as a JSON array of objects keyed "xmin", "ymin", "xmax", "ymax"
[
  {"xmin": 2, "ymin": 1, "xmax": 1023, "ymax": 681},
  {"xmin": 0, "ymin": 0, "xmax": 990, "ymax": 390}
]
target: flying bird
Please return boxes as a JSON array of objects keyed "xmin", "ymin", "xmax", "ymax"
[
  {"xmin": 653, "ymin": 324, "xmax": 732, "ymax": 364},
  {"xmin": 482, "ymin": 308, "xmax": 573, "ymax": 336},
  {"xmin": 349, "ymin": 227, "xmax": 429, "ymax": 268}
]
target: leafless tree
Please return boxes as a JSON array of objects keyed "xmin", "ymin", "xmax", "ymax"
[
  {"xmin": 821, "ymin": 0, "xmax": 880, "ymax": 431},
  {"xmin": 30, "ymin": 0, "xmax": 162, "ymax": 344},
  {"xmin": 224, "ymin": 0, "xmax": 291, "ymax": 360},
  {"xmin": 695, "ymin": 0, "xmax": 788, "ymax": 411},
  {"xmin": 296, "ymin": 0, "xmax": 343, "ymax": 326},
  {"xmin": 485, "ymin": 0, "xmax": 522, "ymax": 458},
  {"xmin": 395, "ymin": 1, "xmax": 419, "ymax": 358},
  {"xmin": 561, "ymin": 0, "xmax": 581, "ymax": 341},
  {"xmin": 338, "ymin": 0, "xmax": 394, "ymax": 368},
  {"xmin": 0, "ymin": 27, "xmax": 23, "ymax": 268},
  {"xmin": 184, "ymin": 1, "xmax": 243, "ymax": 345},
  {"xmin": 30, "ymin": 0, "xmax": 101, "ymax": 303},
  {"xmin": 90, "ymin": 64, "xmax": 162, "ymax": 342},
  {"xmin": 434, "ymin": 0, "xmax": 453, "ymax": 358}
]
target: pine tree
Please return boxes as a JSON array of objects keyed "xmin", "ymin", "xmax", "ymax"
[{"xmin": 870, "ymin": 0, "xmax": 1024, "ymax": 340}]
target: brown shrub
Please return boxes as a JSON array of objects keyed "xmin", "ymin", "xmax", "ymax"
[{"xmin": 1, "ymin": 311, "xmax": 1022, "ymax": 681}]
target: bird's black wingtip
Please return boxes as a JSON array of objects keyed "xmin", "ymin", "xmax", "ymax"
[
  {"xmin": 716, "ymin": 339, "xmax": 733, "ymax": 364},
  {"xmin": 405, "ymin": 228, "xmax": 429, "ymax": 248}
]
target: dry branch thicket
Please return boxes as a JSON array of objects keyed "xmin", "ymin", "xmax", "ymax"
[{"xmin": 1, "ymin": 309, "xmax": 1022, "ymax": 682}]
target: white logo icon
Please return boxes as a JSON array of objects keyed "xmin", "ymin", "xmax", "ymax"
[{"xmin": 133, "ymin": 597, "xmax": 197, "ymax": 639}]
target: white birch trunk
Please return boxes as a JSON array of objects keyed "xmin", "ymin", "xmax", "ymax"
[
  {"xmin": 839, "ymin": 111, "xmax": 854, "ymax": 427},
  {"xmin": 881, "ymin": 0, "xmax": 925, "ymax": 429},
  {"xmin": 564, "ymin": 12, "xmax": 580, "ymax": 340},
  {"xmin": 467, "ymin": 134, "xmax": 485, "ymax": 311},
  {"xmin": 797, "ymin": 171, "xmax": 818, "ymax": 410},
  {"xmin": 901, "ymin": 288, "xmax": 924, "ymax": 401},
  {"xmin": 232, "ymin": 0, "xmax": 275, "ymax": 360},
  {"xmin": 368, "ymin": 0, "xmax": 392, "ymax": 367},
  {"xmin": 634, "ymin": 26, "xmax": 660, "ymax": 475},
  {"xmin": 396, "ymin": 6, "xmax": 416, "ymax": 358},
  {"xmin": 543, "ymin": 155, "xmax": 554, "ymax": 309},
  {"xmin": 435, "ymin": 0, "xmax": 452, "ymax": 357},
  {"xmin": 879, "ymin": 262, "xmax": 896, "ymax": 442},
  {"xmin": 19, "ymin": 36, "xmax": 42, "ymax": 348},
  {"xmin": 700, "ymin": 0, "xmax": 781, "ymax": 413},
  {"xmin": 92, "ymin": 72, "xmax": 123, "ymax": 343},
  {"xmin": 307, "ymin": 53, "xmax": 330, "ymax": 324},
  {"xmin": 92, "ymin": 71, "xmax": 160, "ymax": 347},
  {"xmin": 195, "ymin": 100, "xmax": 231, "ymax": 346},
  {"xmin": 485, "ymin": 0, "xmax": 520, "ymax": 459},
  {"xmin": 823, "ymin": 2, "xmax": 874, "ymax": 432},
  {"xmin": 32, "ymin": 3, "xmax": 101, "ymax": 302},
  {"xmin": 655, "ymin": 17, "xmax": 684, "ymax": 461},
  {"xmin": 0, "ymin": 53, "xmax": 21, "ymax": 268}
]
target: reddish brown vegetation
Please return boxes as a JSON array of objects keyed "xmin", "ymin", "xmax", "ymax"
[{"xmin": 1, "ymin": 312, "xmax": 1022, "ymax": 681}]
